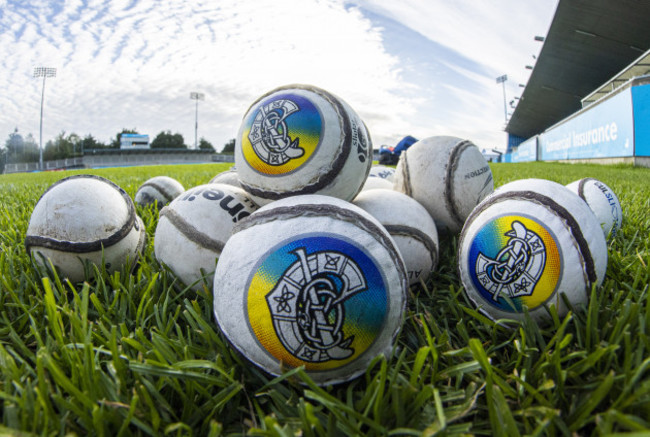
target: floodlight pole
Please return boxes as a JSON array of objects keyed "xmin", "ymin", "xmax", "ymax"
[
  {"xmin": 34, "ymin": 67, "xmax": 57, "ymax": 170},
  {"xmin": 496, "ymin": 74, "xmax": 508, "ymax": 122},
  {"xmin": 190, "ymin": 92, "xmax": 205, "ymax": 149}
]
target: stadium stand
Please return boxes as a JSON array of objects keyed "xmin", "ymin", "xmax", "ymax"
[{"xmin": 504, "ymin": 0, "xmax": 650, "ymax": 167}]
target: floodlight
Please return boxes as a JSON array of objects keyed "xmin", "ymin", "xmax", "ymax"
[
  {"xmin": 34, "ymin": 67, "xmax": 57, "ymax": 170},
  {"xmin": 190, "ymin": 92, "xmax": 206, "ymax": 149}
]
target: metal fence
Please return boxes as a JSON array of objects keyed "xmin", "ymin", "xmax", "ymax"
[
  {"xmin": 3, "ymin": 153, "xmax": 235, "ymax": 174},
  {"xmin": 4, "ymin": 157, "xmax": 84, "ymax": 174},
  {"xmin": 1, "ymin": 151, "xmax": 393, "ymax": 174}
]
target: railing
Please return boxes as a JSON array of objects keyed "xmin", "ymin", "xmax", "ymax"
[
  {"xmin": 212, "ymin": 154, "xmax": 235, "ymax": 163},
  {"xmin": 4, "ymin": 157, "xmax": 84, "ymax": 174},
  {"xmin": 3, "ymin": 153, "xmax": 236, "ymax": 174}
]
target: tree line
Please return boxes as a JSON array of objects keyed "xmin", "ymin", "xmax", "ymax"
[{"xmin": 1, "ymin": 128, "xmax": 235, "ymax": 168}]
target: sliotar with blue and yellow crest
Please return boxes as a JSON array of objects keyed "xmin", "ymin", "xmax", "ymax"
[
  {"xmin": 234, "ymin": 84, "xmax": 373, "ymax": 205},
  {"xmin": 241, "ymin": 92, "xmax": 322, "ymax": 176},
  {"xmin": 246, "ymin": 235, "xmax": 389, "ymax": 371},
  {"xmin": 212, "ymin": 195, "xmax": 407, "ymax": 385},
  {"xmin": 464, "ymin": 214, "xmax": 563, "ymax": 313}
]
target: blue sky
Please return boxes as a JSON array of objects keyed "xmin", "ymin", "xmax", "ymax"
[{"xmin": 0, "ymin": 0, "xmax": 557, "ymax": 152}]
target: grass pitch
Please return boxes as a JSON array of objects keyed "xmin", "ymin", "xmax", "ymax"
[{"xmin": 0, "ymin": 162, "xmax": 648, "ymax": 435}]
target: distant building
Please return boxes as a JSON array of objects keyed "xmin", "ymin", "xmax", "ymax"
[
  {"xmin": 120, "ymin": 134, "xmax": 150, "ymax": 149},
  {"xmin": 481, "ymin": 149, "xmax": 501, "ymax": 163}
]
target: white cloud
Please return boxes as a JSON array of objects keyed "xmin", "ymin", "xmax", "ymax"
[
  {"xmin": 359, "ymin": 0, "xmax": 556, "ymax": 76},
  {"xmin": 0, "ymin": 0, "xmax": 556, "ymax": 153},
  {"xmin": 356, "ymin": 0, "xmax": 558, "ymax": 147},
  {"xmin": 1, "ymin": 0, "xmax": 414, "ymax": 149}
]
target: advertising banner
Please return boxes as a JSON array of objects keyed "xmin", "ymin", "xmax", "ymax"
[
  {"xmin": 632, "ymin": 83, "xmax": 650, "ymax": 157},
  {"xmin": 511, "ymin": 136, "xmax": 538, "ymax": 162},
  {"xmin": 120, "ymin": 134, "xmax": 150, "ymax": 149},
  {"xmin": 539, "ymin": 88, "xmax": 634, "ymax": 160}
]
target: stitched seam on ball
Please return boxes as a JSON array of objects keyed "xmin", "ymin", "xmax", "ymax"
[
  {"xmin": 139, "ymin": 181, "xmax": 175, "ymax": 202},
  {"xmin": 159, "ymin": 207, "xmax": 225, "ymax": 253},
  {"xmin": 239, "ymin": 85, "xmax": 352, "ymax": 200},
  {"xmin": 383, "ymin": 224, "xmax": 438, "ymax": 268},
  {"xmin": 234, "ymin": 204, "xmax": 408, "ymax": 281},
  {"xmin": 446, "ymin": 140, "xmax": 473, "ymax": 228},
  {"xmin": 400, "ymin": 149, "xmax": 412, "ymax": 197},
  {"xmin": 577, "ymin": 178, "xmax": 594, "ymax": 202},
  {"xmin": 25, "ymin": 175, "xmax": 136, "ymax": 253},
  {"xmin": 461, "ymin": 190, "xmax": 597, "ymax": 284}
]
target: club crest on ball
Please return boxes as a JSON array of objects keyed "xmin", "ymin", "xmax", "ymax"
[
  {"xmin": 246, "ymin": 235, "xmax": 388, "ymax": 371},
  {"xmin": 242, "ymin": 93, "xmax": 322, "ymax": 175},
  {"xmin": 250, "ymin": 99, "xmax": 303, "ymax": 165},
  {"xmin": 266, "ymin": 247, "xmax": 364, "ymax": 362},
  {"xmin": 476, "ymin": 220, "xmax": 545, "ymax": 300},
  {"xmin": 467, "ymin": 215, "xmax": 562, "ymax": 312}
]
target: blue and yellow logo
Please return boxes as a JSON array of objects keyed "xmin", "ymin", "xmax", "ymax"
[
  {"xmin": 246, "ymin": 235, "xmax": 388, "ymax": 371},
  {"xmin": 241, "ymin": 93, "xmax": 322, "ymax": 175},
  {"xmin": 467, "ymin": 215, "xmax": 562, "ymax": 312}
]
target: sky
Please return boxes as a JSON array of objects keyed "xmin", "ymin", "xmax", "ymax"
[{"xmin": 0, "ymin": 0, "xmax": 558, "ymax": 153}]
